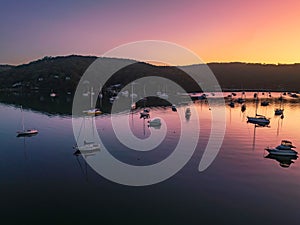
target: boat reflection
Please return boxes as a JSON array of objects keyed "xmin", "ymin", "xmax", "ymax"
[
  {"xmin": 73, "ymin": 148, "xmax": 100, "ymax": 158},
  {"xmin": 265, "ymin": 154, "xmax": 298, "ymax": 168},
  {"xmin": 73, "ymin": 140, "xmax": 100, "ymax": 182},
  {"xmin": 185, "ymin": 107, "xmax": 191, "ymax": 121},
  {"xmin": 251, "ymin": 123, "xmax": 270, "ymax": 150},
  {"xmin": 18, "ymin": 135, "xmax": 34, "ymax": 160},
  {"xmin": 17, "ymin": 132, "xmax": 38, "ymax": 138}
]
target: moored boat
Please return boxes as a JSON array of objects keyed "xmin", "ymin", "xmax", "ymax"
[
  {"xmin": 236, "ymin": 97, "xmax": 245, "ymax": 103},
  {"xmin": 265, "ymin": 140, "xmax": 298, "ymax": 156},
  {"xmin": 16, "ymin": 106, "xmax": 39, "ymax": 137},
  {"xmin": 74, "ymin": 141, "xmax": 101, "ymax": 152},
  {"xmin": 274, "ymin": 108, "xmax": 284, "ymax": 115},
  {"xmin": 228, "ymin": 101, "xmax": 235, "ymax": 108},
  {"xmin": 148, "ymin": 118, "xmax": 161, "ymax": 127},
  {"xmin": 17, "ymin": 129, "xmax": 38, "ymax": 137},
  {"xmin": 172, "ymin": 105, "xmax": 177, "ymax": 112},
  {"xmin": 247, "ymin": 114, "xmax": 270, "ymax": 125},
  {"xmin": 261, "ymin": 101, "xmax": 270, "ymax": 106},
  {"xmin": 140, "ymin": 108, "xmax": 150, "ymax": 118}
]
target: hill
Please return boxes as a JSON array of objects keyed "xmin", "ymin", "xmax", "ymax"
[
  {"xmin": 1, "ymin": 55, "xmax": 300, "ymax": 92},
  {"xmin": 207, "ymin": 63, "xmax": 300, "ymax": 91},
  {"xmin": 0, "ymin": 55, "xmax": 97, "ymax": 92}
]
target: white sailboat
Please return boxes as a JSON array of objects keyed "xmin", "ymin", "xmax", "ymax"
[
  {"xmin": 74, "ymin": 116, "xmax": 101, "ymax": 153},
  {"xmin": 247, "ymin": 94, "xmax": 270, "ymax": 125},
  {"xmin": 83, "ymin": 87, "xmax": 102, "ymax": 115},
  {"xmin": 16, "ymin": 106, "xmax": 38, "ymax": 137},
  {"xmin": 159, "ymin": 85, "xmax": 168, "ymax": 99}
]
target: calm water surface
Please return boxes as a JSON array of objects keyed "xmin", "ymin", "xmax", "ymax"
[{"xmin": 1, "ymin": 92, "xmax": 300, "ymax": 225}]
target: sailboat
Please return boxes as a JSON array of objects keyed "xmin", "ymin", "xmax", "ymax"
[
  {"xmin": 130, "ymin": 82, "xmax": 137, "ymax": 110},
  {"xmin": 16, "ymin": 106, "xmax": 38, "ymax": 137},
  {"xmin": 83, "ymin": 87, "xmax": 102, "ymax": 115},
  {"xmin": 160, "ymin": 85, "xmax": 168, "ymax": 99},
  {"xmin": 265, "ymin": 140, "xmax": 298, "ymax": 156},
  {"xmin": 247, "ymin": 94, "xmax": 270, "ymax": 125},
  {"xmin": 140, "ymin": 85, "xmax": 150, "ymax": 118},
  {"xmin": 236, "ymin": 91, "xmax": 246, "ymax": 103},
  {"xmin": 73, "ymin": 116, "xmax": 101, "ymax": 152},
  {"xmin": 274, "ymin": 95, "xmax": 284, "ymax": 115}
]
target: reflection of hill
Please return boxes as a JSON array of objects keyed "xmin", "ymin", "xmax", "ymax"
[
  {"xmin": 0, "ymin": 92, "xmax": 73, "ymax": 116},
  {"xmin": 0, "ymin": 92, "xmax": 172, "ymax": 116}
]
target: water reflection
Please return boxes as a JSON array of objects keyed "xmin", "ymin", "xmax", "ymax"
[
  {"xmin": 1, "ymin": 91, "xmax": 300, "ymax": 224},
  {"xmin": 185, "ymin": 107, "xmax": 191, "ymax": 121},
  {"xmin": 265, "ymin": 154, "xmax": 298, "ymax": 168},
  {"xmin": 250, "ymin": 123, "xmax": 270, "ymax": 150}
]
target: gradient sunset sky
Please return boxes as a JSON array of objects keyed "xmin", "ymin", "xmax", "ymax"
[{"xmin": 1, "ymin": 0, "xmax": 299, "ymax": 65}]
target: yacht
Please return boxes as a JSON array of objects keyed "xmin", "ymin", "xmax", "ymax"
[
  {"xmin": 247, "ymin": 114, "xmax": 270, "ymax": 125},
  {"xmin": 228, "ymin": 101, "xmax": 235, "ymax": 108},
  {"xmin": 74, "ymin": 116, "xmax": 100, "ymax": 153},
  {"xmin": 247, "ymin": 95, "xmax": 270, "ymax": 125},
  {"xmin": 159, "ymin": 93, "xmax": 168, "ymax": 99},
  {"xmin": 16, "ymin": 106, "xmax": 38, "ymax": 137},
  {"xmin": 198, "ymin": 94, "xmax": 207, "ymax": 100},
  {"xmin": 50, "ymin": 91, "xmax": 57, "ymax": 98},
  {"xmin": 172, "ymin": 105, "xmax": 177, "ymax": 112},
  {"xmin": 261, "ymin": 101, "xmax": 270, "ymax": 106},
  {"xmin": 274, "ymin": 97, "xmax": 284, "ymax": 115},
  {"xmin": 74, "ymin": 141, "xmax": 101, "ymax": 152},
  {"xmin": 83, "ymin": 87, "xmax": 102, "ymax": 115},
  {"xmin": 84, "ymin": 108, "xmax": 102, "ymax": 115},
  {"xmin": 265, "ymin": 140, "xmax": 298, "ymax": 156},
  {"xmin": 140, "ymin": 108, "xmax": 150, "ymax": 118},
  {"xmin": 148, "ymin": 118, "xmax": 161, "ymax": 127},
  {"xmin": 17, "ymin": 129, "xmax": 38, "ymax": 137},
  {"xmin": 274, "ymin": 108, "xmax": 284, "ymax": 115},
  {"xmin": 236, "ymin": 98, "xmax": 245, "ymax": 104}
]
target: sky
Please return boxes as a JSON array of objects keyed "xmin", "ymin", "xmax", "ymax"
[{"xmin": 1, "ymin": 0, "xmax": 300, "ymax": 65}]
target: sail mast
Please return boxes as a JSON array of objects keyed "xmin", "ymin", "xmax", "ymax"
[
  {"xmin": 90, "ymin": 87, "xmax": 93, "ymax": 109},
  {"xmin": 131, "ymin": 83, "xmax": 134, "ymax": 105},
  {"xmin": 21, "ymin": 106, "xmax": 25, "ymax": 131},
  {"xmin": 255, "ymin": 94, "xmax": 258, "ymax": 116}
]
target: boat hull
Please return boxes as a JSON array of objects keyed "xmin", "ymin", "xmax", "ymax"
[
  {"xmin": 247, "ymin": 117, "xmax": 270, "ymax": 125},
  {"xmin": 17, "ymin": 130, "xmax": 38, "ymax": 137},
  {"xmin": 74, "ymin": 143, "xmax": 101, "ymax": 152},
  {"xmin": 266, "ymin": 148, "xmax": 298, "ymax": 156},
  {"xmin": 274, "ymin": 109, "xmax": 284, "ymax": 115}
]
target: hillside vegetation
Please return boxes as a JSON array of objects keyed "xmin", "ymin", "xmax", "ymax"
[{"xmin": 1, "ymin": 55, "xmax": 300, "ymax": 92}]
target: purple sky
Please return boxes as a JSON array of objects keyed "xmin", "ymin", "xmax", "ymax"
[{"xmin": 1, "ymin": 0, "xmax": 300, "ymax": 65}]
